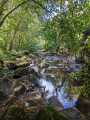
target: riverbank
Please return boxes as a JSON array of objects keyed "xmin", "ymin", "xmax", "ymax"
[{"xmin": 0, "ymin": 50, "xmax": 90, "ymax": 120}]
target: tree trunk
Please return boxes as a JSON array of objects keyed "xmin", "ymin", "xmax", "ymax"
[
  {"xmin": 8, "ymin": 40, "xmax": 13, "ymax": 51},
  {"xmin": 9, "ymin": 20, "xmax": 21, "ymax": 51}
]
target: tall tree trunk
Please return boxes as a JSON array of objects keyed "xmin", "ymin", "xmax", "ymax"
[
  {"xmin": 9, "ymin": 20, "xmax": 21, "ymax": 51},
  {"xmin": 4, "ymin": 30, "xmax": 11, "ymax": 50},
  {"xmin": 19, "ymin": 33, "xmax": 21, "ymax": 45}
]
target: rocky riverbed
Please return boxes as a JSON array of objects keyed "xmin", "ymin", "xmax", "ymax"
[{"xmin": 0, "ymin": 50, "xmax": 90, "ymax": 120}]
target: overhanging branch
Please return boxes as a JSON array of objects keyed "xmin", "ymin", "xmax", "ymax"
[
  {"xmin": 0, "ymin": 1, "xmax": 28, "ymax": 26},
  {"xmin": 0, "ymin": 0, "xmax": 49, "ymax": 27}
]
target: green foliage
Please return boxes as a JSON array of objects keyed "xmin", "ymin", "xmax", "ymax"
[
  {"xmin": 36, "ymin": 105, "xmax": 67, "ymax": 120},
  {"xmin": 41, "ymin": 0, "xmax": 89, "ymax": 54},
  {"xmin": 69, "ymin": 66, "xmax": 90, "ymax": 98},
  {"xmin": 0, "ymin": 0, "xmax": 44, "ymax": 56},
  {"xmin": 0, "ymin": 67, "xmax": 7, "ymax": 77},
  {"xmin": 6, "ymin": 105, "xmax": 27, "ymax": 120}
]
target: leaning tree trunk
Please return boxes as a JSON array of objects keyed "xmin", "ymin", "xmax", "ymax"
[{"xmin": 9, "ymin": 20, "xmax": 21, "ymax": 51}]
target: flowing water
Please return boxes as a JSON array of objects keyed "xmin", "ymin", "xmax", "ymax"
[{"xmin": 36, "ymin": 50, "xmax": 85, "ymax": 109}]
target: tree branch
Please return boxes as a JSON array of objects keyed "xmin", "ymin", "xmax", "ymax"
[
  {"xmin": 0, "ymin": 1, "xmax": 28, "ymax": 27},
  {"xmin": 0, "ymin": 0, "xmax": 49, "ymax": 27},
  {"xmin": 0, "ymin": 0, "xmax": 8, "ymax": 16}
]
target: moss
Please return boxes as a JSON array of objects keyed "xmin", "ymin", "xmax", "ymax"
[
  {"xmin": 12, "ymin": 67, "xmax": 28, "ymax": 78},
  {"xmin": 6, "ymin": 105, "xmax": 27, "ymax": 120},
  {"xmin": 36, "ymin": 105, "xmax": 67, "ymax": 120}
]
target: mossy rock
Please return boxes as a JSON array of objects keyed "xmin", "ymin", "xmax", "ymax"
[
  {"xmin": 13, "ymin": 67, "xmax": 29, "ymax": 78},
  {"xmin": 36, "ymin": 105, "xmax": 67, "ymax": 120},
  {"xmin": 6, "ymin": 105, "xmax": 28, "ymax": 120},
  {"xmin": 6, "ymin": 62, "xmax": 17, "ymax": 70}
]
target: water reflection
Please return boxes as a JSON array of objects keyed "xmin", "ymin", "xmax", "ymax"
[
  {"xmin": 38, "ymin": 53, "xmax": 80, "ymax": 109},
  {"xmin": 39, "ymin": 76, "xmax": 77, "ymax": 109}
]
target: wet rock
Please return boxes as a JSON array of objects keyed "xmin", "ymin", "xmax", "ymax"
[
  {"xmin": 13, "ymin": 85, "xmax": 26, "ymax": 96},
  {"xmin": 41, "ymin": 69, "xmax": 46, "ymax": 74},
  {"xmin": 13, "ymin": 67, "xmax": 29, "ymax": 78},
  {"xmin": 76, "ymin": 94, "xmax": 90, "ymax": 118},
  {"xmin": 48, "ymin": 96, "xmax": 64, "ymax": 110},
  {"xmin": 30, "ymin": 64, "xmax": 39, "ymax": 72},
  {"xmin": 60, "ymin": 107, "xmax": 82, "ymax": 120},
  {"xmin": 36, "ymin": 105, "xmax": 67, "ymax": 120},
  {"xmin": 6, "ymin": 62, "xmax": 17, "ymax": 70}
]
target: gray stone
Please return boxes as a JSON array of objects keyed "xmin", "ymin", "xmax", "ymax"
[
  {"xmin": 60, "ymin": 107, "xmax": 82, "ymax": 120},
  {"xmin": 48, "ymin": 96, "xmax": 64, "ymax": 110}
]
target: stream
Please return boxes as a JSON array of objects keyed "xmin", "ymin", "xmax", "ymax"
[{"xmin": 36, "ymin": 50, "xmax": 85, "ymax": 109}]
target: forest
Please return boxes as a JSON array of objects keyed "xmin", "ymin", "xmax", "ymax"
[{"xmin": 0, "ymin": 0, "xmax": 90, "ymax": 120}]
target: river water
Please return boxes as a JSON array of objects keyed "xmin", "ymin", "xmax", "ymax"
[{"xmin": 36, "ymin": 50, "xmax": 85, "ymax": 109}]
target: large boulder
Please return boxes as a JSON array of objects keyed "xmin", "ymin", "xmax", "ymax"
[
  {"xmin": 9, "ymin": 81, "xmax": 26, "ymax": 96},
  {"xmin": 60, "ymin": 107, "xmax": 82, "ymax": 120},
  {"xmin": 36, "ymin": 105, "xmax": 67, "ymax": 120},
  {"xmin": 48, "ymin": 96, "xmax": 64, "ymax": 111},
  {"xmin": 12, "ymin": 67, "xmax": 29, "ymax": 78},
  {"xmin": 13, "ymin": 85, "xmax": 26, "ymax": 96},
  {"xmin": 76, "ymin": 94, "xmax": 90, "ymax": 118}
]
